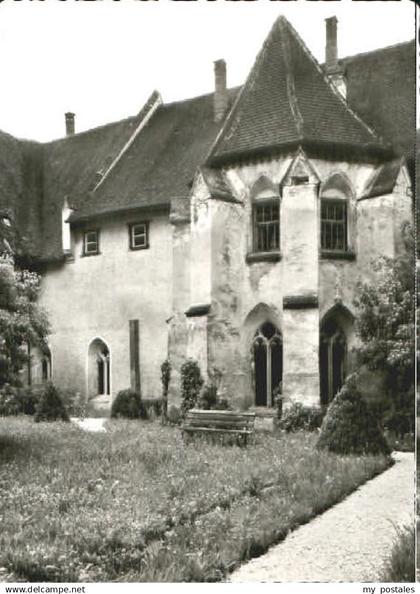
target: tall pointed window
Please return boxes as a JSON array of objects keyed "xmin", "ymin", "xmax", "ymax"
[
  {"xmin": 88, "ymin": 338, "xmax": 110, "ymax": 398},
  {"xmin": 252, "ymin": 322, "xmax": 282, "ymax": 407}
]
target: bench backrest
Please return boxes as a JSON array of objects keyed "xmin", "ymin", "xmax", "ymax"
[{"xmin": 183, "ymin": 409, "xmax": 255, "ymax": 430}]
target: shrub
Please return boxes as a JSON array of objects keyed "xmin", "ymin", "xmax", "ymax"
[
  {"xmin": 110, "ymin": 389, "xmax": 147, "ymax": 420},
  {"xmin": 0, "ymin": 383, "xmax": 21, "ymax": 416},
  {"xmin": 34, "ymin": 383, "xmax": 69, "ymax": 423},
  {"xmin": 160, "ymin": 359, "xmax": 171, "ymax": 422},
  {"xmin": 167, "ymin": 404, "xmax": 181, "ymax": 424},
  {"xmin": 213, "ymin": 397, "xmax": 231, "ymax": 411},
  {"xmin": 279, "ymin": 402, "xmax": 324, "ymax": 432},
  {"xmin": 57, "ymin": 388, "xmax": 86, "ymax": 418},
  {"xmin": 316, "ymin": 374, "xmax": 391, "ymax": 455},
  {"xmin": 19, "ymin": 385, "xmax": 42, "ymax": 416},
  {"xmin": 180, "ymin": 359, "xmax": 203, "ymax": 417},
  {"xmin": 198, "ymin": 384, "xmax": 217, "ymax": 410}
]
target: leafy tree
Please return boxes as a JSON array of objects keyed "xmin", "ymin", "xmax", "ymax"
[
  {"xmin": 0, "ymin": 253, "xmax": 50, "ymax": 387},
  {"xmin": 353, "ymin": 223, "xmax": 414, "ymax": 434}
]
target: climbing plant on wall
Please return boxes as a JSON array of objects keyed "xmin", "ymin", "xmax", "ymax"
[{"xmin": 180, "ymin": 358, "xmax": 204, "ymax": 418}]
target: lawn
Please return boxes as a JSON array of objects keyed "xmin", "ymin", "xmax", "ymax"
[{"xmin": 0, "ymin": 417, "xmax": 391, "ymax": 582}]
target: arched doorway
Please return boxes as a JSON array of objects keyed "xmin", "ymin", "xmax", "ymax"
[
  {"xmin": 320, "ymin": 317, "xmax": 347, "ymax": 405},
  {"xmin": 88, "ymin": 338, "xmax": 110, "ymax": 398},
  {"xmin": 253, "ymin": 322, "xmax": 282, "ymax": 407},
  {"xmin": 41, "ymin": 347, "xmax": 52, "ymax": 382}
]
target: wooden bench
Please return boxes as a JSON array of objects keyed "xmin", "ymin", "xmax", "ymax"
[{"xmin": 181, "ymin": 409, "xmax": 256, "ymax": 446}]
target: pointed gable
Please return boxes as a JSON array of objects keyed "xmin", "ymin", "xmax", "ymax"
[{"xmin": 209, "ymin": 17, "xmax": 389, "ymax": 167}]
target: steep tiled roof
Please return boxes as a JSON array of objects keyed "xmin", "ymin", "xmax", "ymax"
[
  {"xmin": 70, "ymin": 91, "xmax": 237, "ymax": 222},
  {"xmin": 0, "ymin": 132, "xmax": 44, "ymax": 260},
  {"xmin": 0, "ymin": 17, "xmax": 414, "ymax": 263},
  {"xmin": 39, "ymin": 115, "xmax": 142, "ymax": 260},
  {"xmin": 209, "ymin": 16, "xmax": 388, "ymax": 166},
  {"xmin": 343, "ymin": 41, "xmax": 415, "ymax": 159}
]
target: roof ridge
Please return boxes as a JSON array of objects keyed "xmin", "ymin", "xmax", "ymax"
[
  {"xmin": 207, "ymin": 17, "xmax": 295, "ymax": 162},
  {"xmin": 44, "ymin": 114, "xmax": 138, "ymax": 146},
  {"xmin": 341, "ymin": 39, "xmax": 415, "ymax": 63},
  {"xmin": 93, "ymin": 90, "xmax": 162, "ymax": 192},
  {"xmin": 279, "ymin": 18, "xmax": 304, "ymax": 139},
  {"xmin": 283, "ymin": 17, "xmax": 382, "ymax": 144}
]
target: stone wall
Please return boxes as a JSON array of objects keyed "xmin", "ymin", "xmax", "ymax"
[{"xmin": 39, "ymin": 211, "xmax": 172, "ymax": 402}]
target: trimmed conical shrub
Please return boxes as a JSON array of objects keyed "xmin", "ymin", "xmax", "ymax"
[
  {"xmin": 316, "ymin": 374, "xmax": 390, "ymax": 456},
  {"xmin": 34, "ymin": 383, "xmax": 69, "ymax": 422},
  {"xmin": 110, "ymin": 389, "xmax": 147, "ymax": 419}
]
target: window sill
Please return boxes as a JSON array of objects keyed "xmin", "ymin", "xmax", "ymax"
[
  {"xmin": 320, "ymin": 250, "xmax": 356, "ymax": 261},
  {"xmin": 129, "ymin": 244, "xmax": 149, "ymax": 251},
  {"xmin": 246, "ymin": 251, "xmax": 282, "ymax": 263},
  {"xmin": 81, "ymin": 251, "xmax": 101, "ymax": 258}
]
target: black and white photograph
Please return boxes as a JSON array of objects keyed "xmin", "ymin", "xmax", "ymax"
[{"xmin": 0, "ymin": 0, "xmax": 416, "ymax": 588}]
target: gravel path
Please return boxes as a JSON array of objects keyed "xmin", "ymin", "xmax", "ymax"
[{"xmin": 230, "ymin": 452, "xmax": 414, "ymax": 583}]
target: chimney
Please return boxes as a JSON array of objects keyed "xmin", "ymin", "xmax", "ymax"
[
  {"xmin": 214, "ymin": 59, "xmax": 228, "ymax": 123},
  {"xmin": 324, "ymin": 17, "xmax": 347, "ymax": 100},
  {"xmin": 325, "ymin": 16, "xmax": 338, "ymax": 71},
  {"xmin": 65, "ymin": 112, "xmax": 75, "ymax": 136}
]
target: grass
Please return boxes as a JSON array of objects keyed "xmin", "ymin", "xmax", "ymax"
[
  {"xmin": 0, "ymin": 417, "xmax": 391, "ymax": 582},
  {"xmin": 382, "ymin": 525, "xmax": 415, "ymax": 582}
]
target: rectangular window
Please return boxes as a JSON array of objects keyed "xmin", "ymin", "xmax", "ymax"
[
  {"xmin": 129, "ymin": 222, "xmax": 149, "ymax": 250},
  {"xmin": 83, "ymin": 230, "xmax": 99, "ymax": 256},
  {"xmin": 321, "ymin": 201, "xmax": 347, "ymax": 252},
  {"xmin": 253, "ymin": 202, "xmax": 280, "ymax": 252}
]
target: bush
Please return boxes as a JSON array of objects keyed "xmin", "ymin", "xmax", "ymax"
[
  {"xmin": 279, "ymin": 402, "xmax": 324, "ymax": 432},
  {"xmin": 316, "ymin": 374, "xmax": 391, "ymax": 455},
  {"xmin": 198, "ymin": 384, "xmax": 217, "ymax": 409},
  {"xmin": 213, "ymin": 397, "xmax": 231, "ymax": 411},
  {"xmin": 167, "ymin": 404, "xmax": 181, "ymax": 424},
  {"xmin": 180, "ymin": 359, "xmax": 204, "ymax": 417},
  {"xmin": 60, "ymin": 389, "xmax": 86, "ymax": 418},
  {"xmin": 19, "ymin": 385, "xmax": 42, "ymax": 416},
  {"xmin": 160, "ymin": 359, "xmax": 171, "ymax": 422},
  {"xmin": 0, "ymin": 384, "xmax": 21, "ymax": 416},
  {"xmin": 34, "ymin": 383, "xmax": 69, "ymax": 423},
  {"xmin": 110, "ymin": 389, "xmax": 147, "ymax": 420}
]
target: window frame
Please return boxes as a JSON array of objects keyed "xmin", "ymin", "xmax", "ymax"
[
  {"xmin": 83, "ymin": 229, "xmax": 100, "ymax": 256},
  {"xmin": 252, "ymin": 199, "xmax": 280, "ymax": 254},
  {"xmin": 128, "ymin": 221, "xmax": 149, "ymax": 251},
  {"xmin": 320, "ymin": 198, "xmax": 348, "ymax": 254}
]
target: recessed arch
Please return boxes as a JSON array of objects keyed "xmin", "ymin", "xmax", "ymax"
[
  {"xmin": 320, "ymin": 171, "xmax": 355, "ymax": 200},
  {"xmin": 87, "ymin": 337, "xmax": 111, "ymax": 399},
  {"xmin": 249, "ymin": 175, "xmax": 279, "ymax": 201},
  {"xmin": 41, "ymin": 346, "xmax": 52, "ymax": 382},
  {"xmin": 252, "ymin": 322, "xmax": 283, "ymax": 407},
  {"xmin": 242, "ymin": 304, "xmax": 282, "ymax": 408},
  {"xmin": 319, "ymin": 304, "xmax": 354, "ymax": 405}
]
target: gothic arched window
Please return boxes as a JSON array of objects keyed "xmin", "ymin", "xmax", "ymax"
[{"xmin": 252, "ymin": 322, "xmax": 282, "ymax": 407}]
